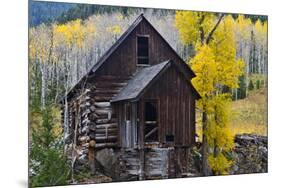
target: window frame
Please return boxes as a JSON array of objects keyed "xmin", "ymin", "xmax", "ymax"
[
  {"xmin": 136, "ymin": 35, "xmax": 150, "ymax": 66},
  {"xmin": 144, "ymin": 99, "xmax": 159, "ymax": 143}
]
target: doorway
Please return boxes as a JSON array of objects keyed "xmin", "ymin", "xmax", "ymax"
[{"xmin": 144, "ymin": 100, "xmax": 158, "ymax": 142}]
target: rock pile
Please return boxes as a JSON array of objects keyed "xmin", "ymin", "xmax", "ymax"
[{"xmin": 230, "ymin": 134, "xmax": 268, "ymax": 174}]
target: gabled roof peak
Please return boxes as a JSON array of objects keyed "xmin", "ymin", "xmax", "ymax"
[{"xmin": 63, "ymin": 13, "xmax": 196, "ymax": 101}]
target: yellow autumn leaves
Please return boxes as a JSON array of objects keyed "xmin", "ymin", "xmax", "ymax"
[
  {"xmin": 175, "ymin": 12, "xmax": 215, "ymax": 45},
  {"xmin": 53, "ymin": 19, "xmax": 98, "ymax": 49},
  {"xmin": 175, "ymin": 11, "xmax": 267, "ymax": 175},
  {"xmin": 29, "ymin": 18, "xmax": 125, "ymax": 64},
  {"xmin": 175, "ymin": 12, "xmax": 246, "ymax": 94},
  {"xmin": 190, "ymin": 45, "xmax": 217, "ymax": 97},
  {"xmin": 106, "ymin": 25, "xmax": 122, "ymax": 35},
  {"xmin": 29, "ymin": 19, "xmax": 95, "ymax": 62}
]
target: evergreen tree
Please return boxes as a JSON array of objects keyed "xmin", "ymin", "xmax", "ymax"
[
  {"xmin": 30, "ymin": 105, "xmax": 70, "ymax": 187},
  {"xmin": 256, "ymin": 79, "xmax": 261, "ymax": 90},
  {"xmin": 237, "ymin": 75, "xmax": 247, "ymax": 99},
  {"xmin": 248, "ymin": 80, "xmax": 255, "ymax": 91}
]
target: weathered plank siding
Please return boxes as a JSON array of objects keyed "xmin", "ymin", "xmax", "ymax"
[
  {"xmin": 140, "ymin": 66, "xmax": 196, "ymax": 147},
  {"xmin": 96, "ymin": 19, "xmax": 193, "ymax": 80}
]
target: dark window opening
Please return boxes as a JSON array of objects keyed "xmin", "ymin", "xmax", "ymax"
[
  {"xmin": 144, "ymin": 101, "xmax": 158, "ymax": 142},
  {"xmin": 166, "ymin": 135, "xmax": 174, "ymax": 142},
  {"xmin": 137, "ymin": 36, "xmax": 149, "ymax": 65},
  {"xmin": 125, "ymin": 103, "xmax": 131, "ymax": 121}
]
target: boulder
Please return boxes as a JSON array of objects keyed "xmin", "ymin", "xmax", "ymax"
[{"xmin": 95, "ymin": 148, "xmax": 120, "ymax": 179}]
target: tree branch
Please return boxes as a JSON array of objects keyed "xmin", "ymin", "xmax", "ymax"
[
  {"xmin": 206, "ymin": 14, "xmax": 224, "ymax": 44},
  {"xmin": 198, "ymin": 14, "xmax": 206, "ymax": 45}
]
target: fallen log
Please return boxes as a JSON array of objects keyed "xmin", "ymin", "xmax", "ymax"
[
  {"xmin": 95, "ymin": 143, "xmax": 117, "ymax": 148},
  {"xmin": 95, "ymin": 135, "xmax": 117, "ymax": 142},
  {"xmin": 95, "ymin": 118, "xmax": 117, "ymax": 124},
  {"xmin": 95, "ymin": 109, "xmax": 112, "ymax": 115},
  {"xmin": 94, "ymin": 102, "xmax": 111, "ymax": 108},
  {"xmin": 95, "ymin": 128, "xmax": 118, "ymax": 134}
]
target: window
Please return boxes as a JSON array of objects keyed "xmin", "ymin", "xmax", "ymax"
[
  {"xmin": 137, "ymin": 36, "xmax": 149, "ymax": 65},
  {"xmin": 166, "ymin": 135, "xmax": 174, "ymax": 142},
  {"xmin": 144, "ymin": 100, "xmax": 158, "ymax": 142}
]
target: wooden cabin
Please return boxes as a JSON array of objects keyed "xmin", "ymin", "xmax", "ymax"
[{"xmin": 62, "ymin": 14, "xmax": 200, "ymax": 180}]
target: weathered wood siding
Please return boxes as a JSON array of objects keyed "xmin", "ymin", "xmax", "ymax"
[
  {"xmin": 119, "ymin": 148, "xmax": 178, "ymax": 180},
  {"xmin": 96, "ymin": 19, "xmax": 192, "ymax": 80},
  {"xmin": 141, "ymin": 65, "xmax": 196, "ymax": 147}
]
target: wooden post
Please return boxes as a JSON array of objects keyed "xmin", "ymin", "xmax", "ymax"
[
  {"xmin": 88, "ymin": 140, "xmax": 96, "ymax": 173},
  {"xmin": 138, "ymin": 100, "xmax": 145, "ymax": 180}
]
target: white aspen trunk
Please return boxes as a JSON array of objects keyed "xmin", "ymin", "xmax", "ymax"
[
  {"xmin": 243, "ymin": 41, "xmax": 249, "ymax": 97},
  {"xmin": 260, "ymin": 44, "xmax": 264, "ymax": 74},
  {"xmin": 63, "ymin": 53, "xmax": 70, "ymax": 143},
  {"xmin": 64, "ymin": 93, "xmax": 69, "ymax": 136},
  {"xmin": 54, "ymin": 62, "xmax": 59, "ymax": 102},
  {"xmin": 40, "ymin": 60, "xmax": 46, "ymax": 110},
  {"xmin": 259, "ymin": 46, "xmax": 262, "ymax": 74}
]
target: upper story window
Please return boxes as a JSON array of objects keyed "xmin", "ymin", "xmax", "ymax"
[{"xmin": 137, "ymin": 36, "xmax": 149, "ymax": 65}]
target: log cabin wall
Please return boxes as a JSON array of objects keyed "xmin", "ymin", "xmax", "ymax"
[{"xmin": 63, "ymin": 75, "xmax": 131, "ymax": 168}]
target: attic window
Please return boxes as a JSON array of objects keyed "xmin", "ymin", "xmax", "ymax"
[{"xmin": 137, "ymin": 36, "xmax": 149, "ymax": 65}]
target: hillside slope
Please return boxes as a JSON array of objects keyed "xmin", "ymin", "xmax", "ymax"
[{"xmin": 230, "ymin": 87, "xmax": 267, "ymax": 136}]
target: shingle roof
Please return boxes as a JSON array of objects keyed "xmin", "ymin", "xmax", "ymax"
[
  {"xmin": 111, "ymin": 60, "xmax": 201, "ymax": 103},
  {"xmin": 111, "ymin": 60, "xmax": 170, "ymax": 102}
]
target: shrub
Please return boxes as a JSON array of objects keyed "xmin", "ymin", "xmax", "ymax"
[{"xmin": 30, "ymin": 105, "xmax": 71, "ymax": 187}]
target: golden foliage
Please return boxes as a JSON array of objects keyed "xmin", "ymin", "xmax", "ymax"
[
  {"xmin": 190, "ymin": 45, "xmax": 217, "ymax": 98},
  {"xmin": 235, "ymin": 15, "xmax": 252, "ymax": 40},
  {"xmin": 106, "ymin": 25, "xmax": 122, "ymax": 35},
  {"xmin": 29, "ymin": 24, "xmax": 52, "ymax": 62},
  {"xmin": 208, "ymin": 153, "xmax": 233, "ymax": 175},
  {"xmin": 254, "ymin": 19, "xmax": 267, "ymax": 42},
  {"xmin": 175, "ymin": 11, "xmax": 215, "ymax": 45},
  {"xmin": 206, "ymin": 95, "xmax": 234, "ymax": 150},
  {"xmin": 30, "ymin": 19, "xmax": 96, "ymax": 66},
  {"xmin": 53, "ymin": 19, "xmax": 94, "ymax": 49},
  {"xmin": 175, "ymin": 11, "xmax": 246, "ymax": 174}
]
